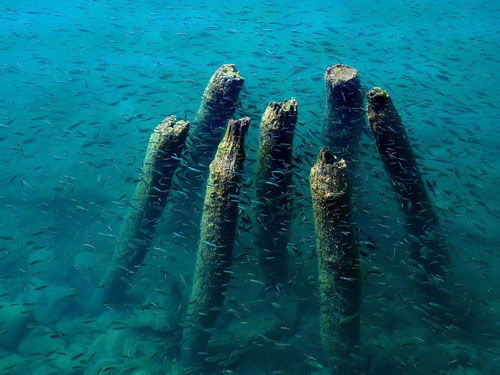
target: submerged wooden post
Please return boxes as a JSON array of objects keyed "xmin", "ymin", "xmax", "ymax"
[
  {"xmin": 324, "ymin": 64, "xmax": 365, "ymax": 168},
  {"xmin": 101, "ymin": 116, "xmax": 189, "ymax": 303},
  {"xmin": 186, "ymin": 65, "xmax": 244, "ymax": 197},
  {"xmin": 191, "ymin": 64, "xmax": 245, "ymax": 163},
  {"xmin": 181, "ymin": 117, "xmax": 250, "ymax": 373},
  {"xmin": 168, "ymin": 65, "xmax": 245, "ymax": 240},
  {"xmin": 256, "ymin": 98, "xmax": 298, "ymax": 288},
  {"xmin": 310, "ymin": 148, "xmax": 361, "ymax": 374},
  {"xmin": 366, "ymin": 87, "xmax": 452, "ymax": 310}
]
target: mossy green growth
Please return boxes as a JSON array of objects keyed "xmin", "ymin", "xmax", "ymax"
[
  {"xmin": 102, "ymin": 116, "xmax": 189, "ymax": 304},
  {"xmin": 255, "ymin": 98, "xmax": 298, "ymax": 287},
  {"xmin": 181, "ymin": 117, "xmax": 250, "ymax": 373},
  {"xmin": 310, "ymin": 148, "xmax": 361, "ymax": 375}
]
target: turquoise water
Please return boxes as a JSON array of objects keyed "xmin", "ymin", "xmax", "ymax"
[{"xmin": 0, "ymin": 0, "xmax": 499, "ymax": 374}]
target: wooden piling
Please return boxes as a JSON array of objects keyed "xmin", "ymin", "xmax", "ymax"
[
  {"xmin": 101, "ymin": 116, "xmax": 189, "ymax": 303},
  {"xmin": 178, "ymin": 65, "xmax": 245, "ymax": 219},
  {"xmin": 324, "ymin": 64, "xmax": 365, "ymax": 168},
  {"xmin": 310, "ymin": 148, "xmax": 361, "ymax": 374},
  {"xmin": 256, "ymin": 98, "xmax": 298, "ymax": 288},
  {"xmin": 366, "ymin": 87, "xmax": 452, "ymax": 311},
  {"xmin": 181, "ymin": 117, "xmax": 250, "ymax": 373}
]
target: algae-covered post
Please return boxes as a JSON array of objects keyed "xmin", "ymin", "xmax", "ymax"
[
  {"xmin": 192, "ymin": 64, "xmax": 245, "ymax": 160},
  {"xmin": 324, "ymin": 64, "xmax": 365, "ymax": 169},
  {"xmin": 366, "ymin": 87, "xmax": 452, "ymax": 310},
  {"xmin": 181, "ymin": 117, "xmax": 250, "ymax": 372},
  {"xmin": 310, "ymin": 148, "xmax": 361, "ymax": 375},
  {"xmin": 101, "ymin": 116, "xmax": 189, "ymax": 304},
  {"xmin": 182, "ymin": 64, "xmax": 244, "ymax": 205},
  {"xmin": 256, "ymin": 98, "xmax": 298, "ymax": 288}
]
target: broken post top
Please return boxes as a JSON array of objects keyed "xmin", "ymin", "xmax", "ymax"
[
  {"xmin": 214, "ymin": 117, "xmax": 251, "ymax": 164},
  {"xmin": 151, "ymin": 116, "xmax": 189, "ymax": 141},
  {"xmin": 156, "ymin": 115, "xmax": 189, "ymax": 135},
  {"xmin": 205, "ymin": 64, "xmax": 245, "ymax": 99},
  {"xmin": 310, "ymin": 148, "xmax": 349, "ymax": 201},
  {"xmin": 226, "ymin": 116, "xmax": 250, "ymax": 140},
  {"xmin": 366, "ymin": 87, "xmax": 390, "ymax": 112},
  {"xmin": 325, "ymin": 64, "xmax": 359, "ymax": 85},
  {"xmin": 261, "ymin": 98, "xmax": 298, "ymax": 133},
  {"xmin": 324, "ymin": 63, "xmax": 364, "ymax": 157},
  {"xmin": 214, "ymin": 63, "xmax": 243, "ymax": 82},
  {"xmin": 366, "ymin": 87, "xmax": 402, "ymax": 129},
  {"xmin": 257, "ymin": 97, "xmax": 298, "ymax": 180},
  {"xmin": 195, "ymin": 64, "xmax": 245, "ymax": 136},
  {"xmin": 146, "ymin": 116, "xmax": 189, "ymax": 161}
]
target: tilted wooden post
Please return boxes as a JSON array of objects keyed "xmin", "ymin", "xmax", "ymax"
[
  {"xmin": 172, "ymin": 65, "xmax": 245, "ymax": 233},
  {"xmin": 366, "ymin": 87, "xmax": 453, "ymax": 314},
  {"xmin": 181, "ymin": 117, "xmax": 250, "ymax": 373},
  {"xmin": 102, "ymin": 116, "xmax": 189, "ymax": 303}
]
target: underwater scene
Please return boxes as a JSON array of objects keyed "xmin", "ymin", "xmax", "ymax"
[{"xmin": 0, "ymin": 0, "xmax": 499, "ymax": 374}]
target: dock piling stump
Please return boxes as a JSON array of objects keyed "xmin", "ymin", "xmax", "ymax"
[
  {"xmin": 101, "ymin": 116, "xmax": 189, "ymax": 304},
  {"xmin": 324, "ymin": 64, "xmax": 365, "ymax": 169},
  {"xmin": 256, "ymin": 98, "xmax": 298, "ymax": 288},
  {"xmin": 310, "ymin": 148, "xmax": 361, "ymax": 374},
  {"xmin": 366, "ymin": 87, "xmax": 453, "ymax": 314},
  {"xmin": 181, "ymin": 117, "xmax": 251, "ymax": 373}
]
